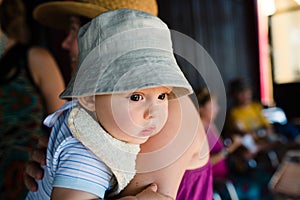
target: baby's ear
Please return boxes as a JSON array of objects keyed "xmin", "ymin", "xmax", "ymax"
[{"xmin": 78, "ymin": 96, "xmax": 95, "ymax": 111}]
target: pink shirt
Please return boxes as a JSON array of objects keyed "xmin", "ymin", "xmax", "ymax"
[
  {"xmin": 176, "ymin": 161, "xmax": 213, "ymax": 200},
  {"xmin": 206, "ymin": 123, "xmax": 229, "ymax": 179}
]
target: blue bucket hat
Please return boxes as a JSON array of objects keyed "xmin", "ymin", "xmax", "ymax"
[{"xmin": 60, "ymin": 8, "xmax": 193, "ymax": 99}]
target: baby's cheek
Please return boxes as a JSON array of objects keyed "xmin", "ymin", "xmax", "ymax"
[{"xmin": 159, "ymin": 104, "xmax": 169, "ymax": 126}]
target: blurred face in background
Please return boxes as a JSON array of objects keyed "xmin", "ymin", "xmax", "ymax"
[
  {"xmin": 235, "ymin": 88, "xmax": 252, "ymax": 106},
  {"xmin": 61, "ymin": 16, "xmax": 80, "ymax": 73},
  {"xmin": 199, "ymin": 96, "xmax": 219, "ymax": 123}
]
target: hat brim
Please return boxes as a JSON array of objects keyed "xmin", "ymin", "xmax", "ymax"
[{"xmin": 33, "ymin": 2, "xmax": 107, "ymax": 30}]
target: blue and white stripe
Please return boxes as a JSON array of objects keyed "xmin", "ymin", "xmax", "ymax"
[{"xmin": 26, "ymin": 101, "xmax": 115, "ymax": 199}]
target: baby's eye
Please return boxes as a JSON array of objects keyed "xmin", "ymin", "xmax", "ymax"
[
  {"xmin": 158, "ymin": 93, "xmax": 168, "ymax": 100},
  {"xmin": 130, "ymin": 94, "xmax": 143, "ymax": 101}
]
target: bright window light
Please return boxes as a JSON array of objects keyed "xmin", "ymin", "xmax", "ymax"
[{"xmin": 260, "ymin": 0, "xmax": 276, "ymax": 16}]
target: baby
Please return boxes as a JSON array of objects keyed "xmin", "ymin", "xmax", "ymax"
[{"xmin": 26, "ymin": 8, "xmax": 192, "ymax": 199}]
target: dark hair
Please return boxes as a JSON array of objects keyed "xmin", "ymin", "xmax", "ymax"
[
  {"xmin": 79, "ymin": 16, "xmax": 91, "ymax": 27},
  {"xmin": 0, "ymin": 0, "xmax": 30, "ymax": 44},
  {"xmin": 228, "ymin": 78, "xmax": 251, "ymax": 96},
  {"xmin": 196, "ymin": 87, "xmax": 211, "ymax": 107}
]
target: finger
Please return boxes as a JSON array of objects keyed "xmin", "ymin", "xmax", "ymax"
[
  {"xmin": 147, "ymin": 183, "xmax": 158, "ymax": 192},
  {"xmin": 25, "ymin": 161, "xmax": 44, "ymax": 180},
  {"xmin": 23, "ymin": 173, "xmax": 38, "ymax": 192},
  {"xmin": 30, "ymin": 148, "xmax": 46, "ymax": 165}
]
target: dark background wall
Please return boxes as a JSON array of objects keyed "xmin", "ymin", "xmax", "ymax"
[
  {"xmin": 273, "ymin": 83, "xmax": 300, "ymax": 121},
  {"xmin": 157, "ymin": 0, "xmax": 260, "ymax": 98}
]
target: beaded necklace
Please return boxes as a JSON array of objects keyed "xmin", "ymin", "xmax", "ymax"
[{"xmin": 0, "ymin": 33, "xmax": 7, "ymax": 58}]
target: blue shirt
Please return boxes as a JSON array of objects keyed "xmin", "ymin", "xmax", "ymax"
[{"xmin": 26, "ymin": 102, "xmax": 116, "ymax": 199}]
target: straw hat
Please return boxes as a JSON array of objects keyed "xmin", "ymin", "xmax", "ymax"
[
  {"xmin": 33, "ymin": 0, "xmax": 158, "ymax": 30},
  {"xmin": 60, "ymin": 9, "xmax": 193, "ymax": 99}
]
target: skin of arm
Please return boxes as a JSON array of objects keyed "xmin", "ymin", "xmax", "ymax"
[
  {"xmin": 51, "ymin": 183, "xmax": 173, "ymax": 200},
  {"xmin": 51, "ymin": 188, "xmax": 99, "ymax": 200},
  {"xmin": 120, "ymin": 183, "xmax": 173, "ymax": 200},
  {"xmin": 27, "ymin": 46, "xmax": 66, "ymax": 113}
]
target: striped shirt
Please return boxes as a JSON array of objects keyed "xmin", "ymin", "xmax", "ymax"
[{"xmin": 26, "ymin": 102, "xmax": 116, "ymax": 199}]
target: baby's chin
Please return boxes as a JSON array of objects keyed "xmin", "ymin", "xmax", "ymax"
[{"xmin": 123, "ymin": 136, "xmax": 149, "ymax": 145}]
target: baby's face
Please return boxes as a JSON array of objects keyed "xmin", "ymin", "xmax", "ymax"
[{"xmin": 95, "ymin": 86, "xmax": 172, "ymax": 144}]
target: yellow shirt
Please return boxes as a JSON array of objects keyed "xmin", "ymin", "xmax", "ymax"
[{"xmin": 227, "ymin": 102, "xmax": 270, "ymax": 133}]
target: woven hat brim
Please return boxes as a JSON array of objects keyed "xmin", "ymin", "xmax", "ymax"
[{"xmin": 33, "ymin": 2, "xmax": 107, "ymax": 30}]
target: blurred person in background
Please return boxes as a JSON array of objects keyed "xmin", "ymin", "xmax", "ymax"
[
  {"xmin": 225, "ymin": 78, "xmax": 282, "ymax": 165},
  {"xmin": 225, "ymin": 77, "xmax": 281, "ymax": 200},
  {"xmin": 226, "ymin": 78, "xmax": 274, "ymax": 140},
  {"xmin": 225, "ymin": 77, "xmax": 280, "ymax": 167},
  {"xmin": 0, "ymin": 0, "xmax": 66, "ymax": 199},
  {"xmin": 195, "ymin": 87, "xmax": 242, "ymax": 199}
]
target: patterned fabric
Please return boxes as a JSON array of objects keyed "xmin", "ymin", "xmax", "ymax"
[
  {"xmin": 26, "ymin": 101, "xmax": 116, "ymax": 199},
  {"xmin": 176, "ymin": 161, "xmax": 213, "ymax": 200},
  {"xmin": 0, "ymin": 44, "xmax": 46, "ymax": 200}
]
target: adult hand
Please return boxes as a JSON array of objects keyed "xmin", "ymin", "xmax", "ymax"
[
  {"xmin": 119, "ymin": 183, "xmax": 174, "ymax": 200},
  {"xmin": 24, "ymin": 135, "xmax": 49, "ymax": 191}
]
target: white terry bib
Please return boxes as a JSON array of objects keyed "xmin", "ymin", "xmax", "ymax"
[{"xmin": 68, "ymin": 107, "xmax": 140, "ymax": 195}]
